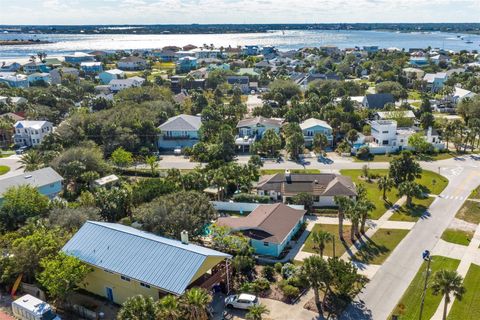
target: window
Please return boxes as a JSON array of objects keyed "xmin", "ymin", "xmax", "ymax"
[
  {"xmin": 121, "ymin": 275, "xmax": 131, "ymax": 282},
  {"xmin": 140, "ymin": 282, "xmax": 151, "ymax": 288},
  {"xmin": 382, "ymin": 131, "xmax": 389, "ymax": 134},
  {"xmin": 263, "ymin": 242, "xmax": 269, "ymax": 246},
  {"xmin": 382, "ymin": 140, "xmax": 389, "ymax": 145}
]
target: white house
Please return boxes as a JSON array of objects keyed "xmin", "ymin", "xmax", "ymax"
[
  {"xmin": 452, "ymin": 87, "xmax": 476, "ymax": 104},
  {"xmin": 109, "ymin": 77, "xmax": 145, "ymax": 92},
  {"xmin": 13, "ymin": 120, "xmax": 53, "ymax": 147},
  {"xmin": 117, "ymin": 56, "xmax": 147, "ymax": 71}
]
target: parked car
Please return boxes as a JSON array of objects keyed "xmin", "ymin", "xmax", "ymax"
[
  {"xmin": 15, "ymin": 146, "xmax": 29, "ymax": 155},
  {"xmin": 174, "ymin": 146, "xmax": 182, "ymax": 155},
  {"xmin": 224, "ymin": 293, "xmax": 259, "ymax": 310},
  {"xmin": 12, "ymin": 294, "xmax": 61, "ymax": 320}
]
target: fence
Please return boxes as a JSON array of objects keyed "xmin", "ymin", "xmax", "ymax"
[
  {"xmin": 19, "ymin": 283, "xmax": 45, "ymax": 301},
  {"xmin": 64, "ymin": 302, "xmax": 98, "ymax": 320},
  {"xmin": 211, "ymin": 201, "xmax": 304, "ymax": 212}
]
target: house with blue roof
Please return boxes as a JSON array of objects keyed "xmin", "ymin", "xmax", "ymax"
[{"xmin": 62, "ymin": 221, "xmax": 231, "ymax": 304}]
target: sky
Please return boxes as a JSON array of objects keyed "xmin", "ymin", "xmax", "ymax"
[{"xmin": 0, "ymin": 0, "xmax": 479, "ymax": 25}]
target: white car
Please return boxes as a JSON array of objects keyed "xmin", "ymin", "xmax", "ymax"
[
  {"xmin": 173, "ymin": 146, "xmax": 182, "ymax": 155},
  {"xmin": 224, "ymin": 293, "xmax": 259, "ymax": 310}
]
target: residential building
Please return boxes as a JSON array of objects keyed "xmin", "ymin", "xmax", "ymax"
[
  {"xmin": 217, "ymin": 203, "xmax": 306, "ymax": 257},
  {"xmin": 170, "ymin": 76, "xmax": 206, "ymax": 94},
  {"xmin": 157, "ymin": 114, "xmax": 202, "ymax": 150},
  {"xmin": 62, "ymin": 221, "xmax": 231, "ymax": 304},
  {"xmin": 0, "ymin": 61, "xmax": 21, "ymax": 72},
  {"xmin": 362, "ymin": 93, "xmax": 395, "ymax": 109},
  {"xmin": 13, "ymin": 120, "xmax": 53, "ymax": 147},
  {"xmin": 299, "ymin": 118, "xmax": 333, "ymax": 147},
  {"xmin": 80, "ymin": 61, "xmax": 103, "ymax": 74},
  {"xmin": 23, "ymin": 61, "xmax": 49, "ymax": 74},
  {"xmin": 191, "ymin": 48, "xmax": 222, "ymax": 59},
  {"xmin": 242, "ymin": 45, "xmax": 260, "ymax": 56},
  {"xmin": 99, "ymin": 69, "xmax": 126, "ymax": 84},
  {"xmin": 64, "ymin": 52, "xmax": 96, "ymax": 64},
  {"xmin": 235, "ymin": 116, "xmax": 283, "ymax": 152},
  {"xmin": 118, "ymin": 56, "xmax": 147, "ymax": 71},
  {"xmin": 430, "ymin": 54, "xmax": 451, "ymax": 66},
  {"xmin": 373, "ymin": 110, "xmax": 416, "ymax": 121},
  {"xmin": 0, "ymin": 74, "xmax": 29, "ymax": 88},
  {"xmin": 403, "ymin": 67, "xmax": 425, "ymax": 81},
  {"xmin": 153, "ymin": 49, "xmax": 177, "ymax": 62},
  {"xmin": 409, "ymin": 56, "xmax": 429, "ymax": 67},
  {"xmin": 27, "ymin": 73, "xmax": 51, "ymax": 85},
  {"xmin": 49, "ymin": 67, "xmax": 80, "ymax": 85},
  {"xmin": 423, "ymin": 72, "xmax": 448, "ymax": 92},
  {"xmin": 109, "ymin": 77, "xmax": 145, "ymax": 92},
  {"xmin": 295, "ymin": 73, "xmax": 340, "ymax": 90},
  {"xmin": 256, "ymin": 171, "xmax": 357, "ymax": 207},
  {"xmin": 226, "ymin": 76, "xmax": 250, "ymax": 94},
  {"xmin": 452, "ymin": 87, "xmax": 476, "ymax": 104},
  {"xmin": 320, "ymin": 45, "xmax": 340, "ymax": 55},
  {"xmin": 176, "ymin": 57, "xmax": 198, "ymax": 73},
  {"xmin": 0, "ymin": 97, "xmax": 27, "ymax": 106},
  {"xmin": 0, "ymin": 167, "xmax": 63, "ymax": 202},
  {"xmin": 363, "ymin": 46, "xmax": 379, "ymax": 53}
]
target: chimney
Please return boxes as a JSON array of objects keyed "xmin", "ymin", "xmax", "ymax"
[
  {"xmin": 180, "ymin": 230, "xmax": 189, "ymax": 245},
  {"xmin": 285, "ymin": 169, "xmax": 292, "ymax": 184}
]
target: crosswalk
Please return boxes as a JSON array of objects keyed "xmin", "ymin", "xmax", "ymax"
[{"xmin": 438, "ymin": 195, "xmax": 465, "ymax": 201}]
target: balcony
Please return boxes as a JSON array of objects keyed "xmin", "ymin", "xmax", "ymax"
[
  {"xmin": 235, "ymin": 135, "xmax": 256, "ymax": 146},
  {"xmin": 162, "ymin": 135, "xmax": 197, "ymax": 141}
]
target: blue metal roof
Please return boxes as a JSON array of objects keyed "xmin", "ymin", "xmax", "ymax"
[{"xmin": 62, "ymin": 221, "xmax": 231, "ymax": 295}]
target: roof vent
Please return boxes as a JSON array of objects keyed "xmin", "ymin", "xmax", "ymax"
[
  {"xmin": 314, "ymin": 179, "xmax": 318, "ymax": 184},
  {"xmin": 24, "ymin": 175, "xmax": 32, "ymax": 179},
  {"xmin": 181, "ymin": 230, "xmax": 189, "ymax": 245}
]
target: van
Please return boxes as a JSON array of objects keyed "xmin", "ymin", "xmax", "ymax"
[{"xmin": 12, "ymin": 294, "xmax": 61, "ymax": 320}]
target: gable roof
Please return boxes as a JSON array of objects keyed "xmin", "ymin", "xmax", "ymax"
[
  {"xmin": 0, "ymin": 167, "xmax": 63, "ymax": 196},
  {"xmin": 365, "ymin": 93, "xmax": 395, "ymax": 109},
  {"xmin": 236, "ymin": 116, "xmax": 283, "ymax": 128},
  {"xmin": 158, "ymin": 114, "xmax": 202, "ymax": 132},
  {"xmin": 62, "ymin": 221, "xmax": 231, "ymax": 295},
  {"xmin": 300, "ymin": 118, "xmax": 332, "ymax": 131},
  {"xmin": 216, "ymin": 203, "xmax": 306, "ymax": 244},
  {"xmin": 256, "ymin": 173, "xmax": 357, "ymax": 197},
  {"xmin": 375, "ymin": 110, "xmax": 416, "ymax": 119},
  {"xmin": 14, "ymin": 120, "xmax": 50, "ymax": 130}
]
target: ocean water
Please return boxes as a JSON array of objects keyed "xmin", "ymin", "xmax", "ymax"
[{"xmin": 0, "ymin": 29, "xmax": 479, "ymax": 60}]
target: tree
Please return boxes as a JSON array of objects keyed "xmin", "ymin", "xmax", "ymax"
[
  {"xmin": 311, "ymin": 230, "xmax": 333, "ymax": 257},
  {"xmin": 181, "ymin": 288, "xmax": 212, "ymax": 320},
  {"xmin": 117, "ymin": 295, "xmax": 158, "ymax": 320},
  {"xmin": 408, "ymin": 133, "xmax": 433, "ymax": 154},
  {"xmin": 246, "ymin": 304, "xmax": 270, "ymax": 320},
  {"xmin": 378, "ymin": 175, "xmax": 393, "ymax": 200},
  {"xmin": 389, "ymin": 151, "xmax": 422, "ymax": 185},
  {"xmin": 457, "ymin": 95, "xmax": 480, "ymax": 123},
  {"xmin": 346, "ymin": 129, "xmax": 359, "ymax": 147},
  {"xmin": 431, "ymin": 270, "xmax": 465, "ymax": 320},
  {"xmin": 0, "ymin": 185, "xmax": 50, "ymax": 231},
  {"xmin": 252, "ymin": 128, "xmax": 281, "ymax": 157},
  {"xmin": 19, "ymin": 150, "xmax": 44, "ymax": 172},
  {"xmin": 37, "ymin": 253, "xmax": 91, "ymax": 306},
  {"xmin": 157, "ymin": 295, "xmax": 182, "ymax": 320},
  {"xmin": 292, "ymin": 192, "xmax": 314, "ymax": 212},
  {"xmin": 145, "ymin": 155, "xmax": 159, "ymax": 176},
  {"xmin": 284, "ymin": 123, "xmax": 304, "ymax": 160},
  {"xmin": 398, "ymin": 181, "xmax": 423, "ymax": 207},
  {"xmin": 313, "ymin": 132, "xmax": 328, "ymax": 154},
  {"xmin": 134, "ymin": 191, "xmax": 217, "ymax": 239},
  {"xmin": 420, "ymin": 112, "xmax": 435, "ymax": 130},
  {"xmin": 327, "ymin": 258, "xmax": 367, "ymax": 302},
  {"xmin": 94, "ymin": 184, "xmax": 133, "ymax": 222},
  {"xmin": 334, "ymin": 196, "xmax": 355, "ymax": 241},
  {"xmin": 111, "ymin": 147, "xmax": 134, "ymax": 168},
  {"xmin": 301, "ymin": 255, "xmax": 332, "ymax": 312}
]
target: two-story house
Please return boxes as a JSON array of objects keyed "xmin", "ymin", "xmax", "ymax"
[
  {"xmin": 49, "ymin": 67, "xmax": 80, "ymax": 85},
  {"xmin": 176, "ymin": 57, "xmax": 198, "ymax": 73},
  {"xmin": 299, "ymin": 118, "xmax": 334, "ymax": 148},
  {"xmin": 117, "ymin": 56, "xmax": 147, "ymax": 71},
  {"xmin": 235, "ymin": 116, "xmax": 283, "ymax": 152},
  {"xmin": 80, "ymin": 61, "xmax": 104, "ymax": 74},
  {"xmin": 157, "ymin": 114, "xmax": 202, "ymax": 150},
  {"xmin": 13, "ymin": 120, "xmax": 53, "ymax": 147},
  {"xmin": 27, "ymin": 73, "xmax": 52, "ymax": 85},
  {"xmin": 99, "ymin": 69, "xmax": 126, "ymax": 84},
  {"xmin": 23, "ymin": 61, "xmax": 49, "ymax": 74},
  {"xmin": 109, "ymin": 77, "xmax": 145, "ymax": 92},
  {"xmin": 0, "ymin": 74, "xmax": 29, "ymax": 88},
  {"xmin": 423, "ymin": 72, "xmax": 448, "ymax": 92},
  {"xmin": 64, "ymin": 52, "xmax": 96, "ymax": 64},
  {"xmin": 226, "ymin": 76, "xmax": 250, "ymax": 94},
  {"xmin": 0, "ymin": 61, "xmax": 21, "ymax": 72}
]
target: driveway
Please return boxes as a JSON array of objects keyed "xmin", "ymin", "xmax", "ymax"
[{"xmin": 0, "ymin": 155, "xmax": 23, "ymax": 180}]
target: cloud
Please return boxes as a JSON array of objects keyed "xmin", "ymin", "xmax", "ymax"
[{"xmin": 0, "ymin": 0, "xmax": 478, "ymax": 24}]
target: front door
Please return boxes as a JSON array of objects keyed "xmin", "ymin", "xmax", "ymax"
[{"xmin": 106, "ymin": 287, "xmax": 114, "ymax": 302}]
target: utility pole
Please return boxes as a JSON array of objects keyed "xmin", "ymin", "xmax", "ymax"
[{"xmin": 419, "ymin": 250, "xmax": 432, "ymax": 320}]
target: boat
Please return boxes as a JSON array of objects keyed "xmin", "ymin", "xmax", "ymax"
[{"xmin": 465, "ymin": 40, "xmax": 473, "ymax": 44}]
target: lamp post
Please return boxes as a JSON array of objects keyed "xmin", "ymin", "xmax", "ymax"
[{"xmin": 419, "ymin": 250, "xmax": 432, "ymax": 320}]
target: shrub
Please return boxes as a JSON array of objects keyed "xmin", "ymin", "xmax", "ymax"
[
  {"xmin": 281, "ymin": 263, "xmax": 297, "ymax": 279},
  {"xmin": 356, "ymin": 146, "xmax": 370, "ymax": 160},
  {"xmin": 274, "ymin": 262, "xmax": 283, "ymax": 274},
  {"xmin": 280, "ymin": 284, "xmax": 300, "ymax": 300},
  {"xmin": 252, "ymin": 278, "xmax": 271, "ymax": 293},
  {"xmin": 239, "ymin": 282, "xmax": 255, "ymax": 293},
  {"xmin": 232, "ymin": 193, "xmax": 270, "ymax": 203},
  {"xmin": 262, "ymin": 266, "xmax": 275, "ymax": 281}
]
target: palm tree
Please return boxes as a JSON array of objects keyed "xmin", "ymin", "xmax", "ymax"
[
  {"xmin": 347, "ymin": 205, "xmax": 361, "ymax": 241},
  {"xmin": 301, "ymin": 255, "xmax": 332, "ymax": 313},
  {"xmin": 335, "ymin": 196, "xmax": 354, "ymax": 241},
  {"xmin": 157, "ymin": 295, "xmax": 182, "ymax": 320},
  {"xmin": 311, "ymin": 230, "xmax": 333, "ymax": 257},
  {"xmin": 145, "ymin": 155, "xmax": 159, "ymax": 176},
  {"xmin": 181, "ymin": 288, "xmax": 212, "ymax": 320},
  {"xmin": 358, "ymin": 198, "xmax": 376, "ymax": 234},
  {"xmin": 431, "ymin": 270, "xmax": 465, "ymax": 320},
  {"xmin": 19, "ymin": 150, "xmax": 43, "ymax": 172},
  {"xmin": 117, "ymin": 295, "xmax": 157, "ymax": 320},
  {"xmin": 398, "ymin": 181, "xmax": 423, "ymax": 207},
  {"xmin": 378, "ymin": 175, "xmax": 393, "ymax": 200},
  {"xmin": 246, "ymin": 303, "xmax": 270, "ymax": 320}
]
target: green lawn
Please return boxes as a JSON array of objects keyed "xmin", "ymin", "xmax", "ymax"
[
  {"xmin": 389, "ymin": 197, "xmax": 435, "ymax": 222},
  {"xmin": 441, "ymin": 228, "xmax": 474, "ymax": 246},
  {"xmin": 469, "ymin": 185, "xmax": 480, "ymax": 199},
  {"xmin": 417, "ymin": 171, "xmax": 448, "ymax": 195},
  {"xmin": 455, "ymin": 201, "xmax": 480, "ymax": 225},
  {"xmin": 341, "ymin": 169, "xmax": 399, "ymax": 220},
  {"xmin": 391, "ymin": 256, "xmax": 461, "ymax": 320},
  {"xmin": 0, "ymin": 165, "xmax": 10, "ymax": 175},
  {"xmin": 260, "ymin": 169, "xmax": 321, "ymax": 175},
  {"xmin": 0, "ymin": 151, "xmax": 14, "ymax": 158},
  {"xmin": 302, "ymin": 224, "xmax": 354, "ymax": 258},
  {"xmin": 353, "ymin": 229, "xmax": 409, "ymax": 265},
  {"xmin": 353, "ymin": 154, "xmax": 399, "ymax": 163},
  {"xmin": 447, "ymin": 263, "xmax": 480, "ymax": 320}
]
